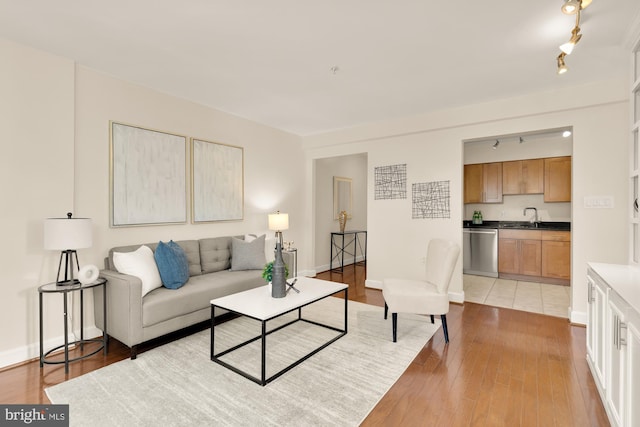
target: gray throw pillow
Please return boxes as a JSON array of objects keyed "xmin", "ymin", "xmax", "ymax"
[{"xmin": 231, "ymin": 234, "xmax": 267, "ymax": 271}]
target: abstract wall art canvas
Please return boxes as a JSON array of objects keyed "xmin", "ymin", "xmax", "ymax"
[
  {"xmin": 191, "ymin": 139, "xmax": 244, "ymax": 222},
  {"xmin": 110, "ymin": 122, "xmax": 187, "ymax": 227}
]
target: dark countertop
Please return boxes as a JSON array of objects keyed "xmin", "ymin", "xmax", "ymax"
[{"xmin": 463, "ymin": 220, "xmax": 571, "ymax": 231}]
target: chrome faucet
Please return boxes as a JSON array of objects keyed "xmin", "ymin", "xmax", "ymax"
[{"xmin": 523, "ymin": 207, "xmax": 538, "ymax": 225}]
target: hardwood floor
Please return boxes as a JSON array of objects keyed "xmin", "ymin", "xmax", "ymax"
[{"xmin": 1, "ymin": 264, "xmax": 609, "ymax": 426}]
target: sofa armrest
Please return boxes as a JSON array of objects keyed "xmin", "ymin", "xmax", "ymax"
[{"xmin": 94, "ymin": 269, "xmax": 144, "ymax": 348}]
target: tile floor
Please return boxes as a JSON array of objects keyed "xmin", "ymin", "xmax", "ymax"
[{"xmin": 463, "ymin": 274, "xmax": 570, "ymax": 318}]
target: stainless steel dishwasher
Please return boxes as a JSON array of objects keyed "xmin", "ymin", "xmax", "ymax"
[{"xmin": 463, "ymin": 228, "xmax": 498, "ymax": 277}]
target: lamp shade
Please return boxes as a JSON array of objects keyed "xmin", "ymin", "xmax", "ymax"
[
  {"xmin": 44, "ymin": 216, "xmax": 93, "ymax": 250},
  {"xmin": 268, "ymin": 212, "xmax": 289, "ymax": 231}
]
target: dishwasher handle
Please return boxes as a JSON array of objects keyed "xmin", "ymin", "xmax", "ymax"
[{"xmin": 463, "ymin": 229, "xmax": 497, "ymax": 235}]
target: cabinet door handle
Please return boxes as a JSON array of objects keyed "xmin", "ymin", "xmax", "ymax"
[
  {"xmin": 620, "ymin": 320, "xmax": 627, "ymax": 349},
  {"xmin": 614, "ymin": 315, "xmax": 619, "ymax": 349}
]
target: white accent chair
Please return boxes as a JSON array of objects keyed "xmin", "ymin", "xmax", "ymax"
[{"xmin": 382, "ymin": 239, "xmax": 460, "ymax": 343}]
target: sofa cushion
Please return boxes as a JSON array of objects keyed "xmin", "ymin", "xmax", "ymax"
[
  {"xmin": 154, "ymin": 241, "xmax": 190, "ymax": 289},
  {"xmin": 113, "ymin": 245, "xmax": 162, "ymax": 297},
  {"xmin": 199, "ymin": 236, "xmax": 234, "ymax": 273},
  {"xmin": 231, "ymin": 235, "xmax": 266, "ymax": 271},
  {"xmin": 142, "ymin": 270, "xmax": 265, "ymax": 327},
  {"xmin": 108, "ymin": 240, "xmax": 202, "ymax": 276}
]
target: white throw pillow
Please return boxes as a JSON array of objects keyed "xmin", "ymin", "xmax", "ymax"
[{"xmin": 113, "ymin": 245, "xmax": 162, "ymax": 297}]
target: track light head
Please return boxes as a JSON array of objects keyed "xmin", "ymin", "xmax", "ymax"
[
  {"xmin": 557, "ymin": 53, "xmax": 568, "ymax": 75},
  {"xmin": 519, "ymin": 137, "xmax": 524, "ymax": 144},
  {"xmin": 561, "ymin": 0, "xmax": 592, "ymax": 15},
  {"xmin": 492, "ymin": 140, "xmax": 500, "ymax": 149},
  {"xmin": 561, "ymin": 0, "xmax": 581, "ymax": 15},
  {"xmin": 560, "ymin": 26, "xmax": 582, "ymax": 54}
]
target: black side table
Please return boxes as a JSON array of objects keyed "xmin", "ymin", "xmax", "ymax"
[
  {"xmin": 330, "ymin": 230, "xmax": 367, "ymax": 272},
  {"xmin": 39, "ymin": 277, "xmax": 108, "ymax": 373}
]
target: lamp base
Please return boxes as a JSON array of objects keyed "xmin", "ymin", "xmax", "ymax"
[{"xmin": 55, "ymin": 250, "xmax": 81, "ymax": 286}]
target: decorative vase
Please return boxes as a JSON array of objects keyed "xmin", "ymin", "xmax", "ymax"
[
  {"xmin": 271, "ymin": 242, "xmax": 287, "ymax": 298},
  {"xmin": 339, "ymin": 210, "xmax": 348, "ymax": 232}
]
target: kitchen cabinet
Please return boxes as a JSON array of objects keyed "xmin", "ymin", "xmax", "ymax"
[
  {"xmin": 541, "ymin": 231, "xmax": 571, "ymax": 280},
  {"xmin": 606, "ymin": 289, "xmax": 629, "ymax": 427},
  {"xmin": 464, "ymin": 163, "xmax": 503, "ymax": 203},
  {"xmin": 587, "ymin": 272, "xmax": 607, "ymax": 393},
  {"xmin": 502, "ymin": 159, "xmax": 544, "ymax": 195},
  {"xmin": 587, "ymin": 263, "xmax": 640, "ymax": 427},
  {"xmin": 544, "ymin": 156, "xmax": 571, "ymax": 202},
  {"xmin": 498, "ymin": 229, "xmax": 541, "ymax": 276},
  {"xmin": 625, "ymin": 308, "xmax": 640, "ymax": 427},
  {"xmin": 464, "ymin": 164, "xmax": 483, "ymax": 203}
]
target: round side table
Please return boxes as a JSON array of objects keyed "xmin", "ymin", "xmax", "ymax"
[{"xmin": 39, "ymin": 277, "xmax": 108, "ymax": 373}]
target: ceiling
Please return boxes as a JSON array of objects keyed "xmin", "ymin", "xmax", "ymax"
[{"xmin": 1, "ymin": 1, "xmax": 639, "ymax": 136}]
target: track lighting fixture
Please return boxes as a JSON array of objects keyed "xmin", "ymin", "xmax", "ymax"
[
  {"xmin": 557, "ymin": 53, "xmax": 568, "ymax": 75},
  {"xmin": 492, "ymin": 140, "xmax": 500, "ymax": 149},
  {"xmin": 519, "ymin": 137, "xmax": 524, "ymax": 144},
  {"xmin": 561, "ymin": 0, "xmax": 581, "ymax": 15},
  {"xmin": 562, "ymin": 130, "xmax": 572, "ymax": 137},
  {"xmin": 560, "ymin": 25, "xmax": 582, "ymax": 54},
  {"xmin": 555, "ymin": 1, "xmax": 592, "ymax": 74},
  {"xmin": 561, "ymin": 0, "xmax": 591, "ymax": 15}
]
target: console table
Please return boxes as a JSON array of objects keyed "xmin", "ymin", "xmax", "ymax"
[
  {"xmin": 330, "ymin": 230, "xmax": 367, "ymax": 272},
  {"xmin": 39, "ymin": 278, "xmax": 108, "ymax": 373}
]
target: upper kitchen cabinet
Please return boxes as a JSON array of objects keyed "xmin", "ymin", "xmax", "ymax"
[
  {"xmin": 502, "ymin": 159, "xmax": 544, "ymax": 195},
  {"xmin": 544, "ymin": 156, "xmax": 572, "ymax": 202},
  {"xmin": 464, "ymin": 162, "xmax": 503, "ymax": 203}
]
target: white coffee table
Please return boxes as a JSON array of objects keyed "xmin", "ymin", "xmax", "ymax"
[{"xmin": 210, "ymin": 276, "xmax": 348, "ymax": 386}]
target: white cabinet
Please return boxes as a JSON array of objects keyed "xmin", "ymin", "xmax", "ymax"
[
  {"xmin": 587, "ymin": 272, "xmax": 607, "ymax": 395},
  {"xmin": 625, "ymin": 308, "xmax": 640, "ymax": 426},
  {"xmin": 606, "ymin": 289, "xmax": 629, "ymax": 427},
  {"xmin": 587, "ymin": 263, "xmax": 640, "ymax": 427}
]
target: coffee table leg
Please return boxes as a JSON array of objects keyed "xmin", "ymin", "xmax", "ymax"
[
  {"xmin": 210, "ymin": 305, "xmax": 216, "ymax": 360},
  {"xmin": 261, "ymin": 320, "xmax": 267, "ymax": 386},
  {"xmin": 344, "ymin": 288, "xmax": 348, "ymax": 333}
]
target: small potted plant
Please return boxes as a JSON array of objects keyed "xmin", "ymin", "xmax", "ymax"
[{"xmin": 262, "ymin": 261, "xmax": 289, "ymax": 283}]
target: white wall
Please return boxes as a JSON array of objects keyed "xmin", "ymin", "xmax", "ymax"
[
  {"xmin": 314, "ymin": 154, "xmax": 367, "ymax": 271},
  {"xmin": 0, "ymin": 38, "xmax": 76, "ymax": 368},
  {"xmin": 0, "ymin": 39, "xmax": 304, "ymax": 368},
  {"xmin": 302, "ymin": 79, "xmax": 630, "ymax": 321}
]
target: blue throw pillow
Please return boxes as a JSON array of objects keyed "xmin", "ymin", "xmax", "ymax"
[{"xmin": 154, "ymin": 240, "xmax": 189, "ymax": 289}]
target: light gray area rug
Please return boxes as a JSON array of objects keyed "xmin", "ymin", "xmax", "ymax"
[{"xmin": 46, "ymin": 297, "xmax": 439, "ymax": 426}]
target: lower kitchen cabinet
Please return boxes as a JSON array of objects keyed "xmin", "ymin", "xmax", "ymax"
[
  {"xmin": 541, "ymin": 231, "xmax": 571, "ymax": 280},
  {"xmin": 587, "ymin": 263, "xmax": 640, "ymax": 427},
  {"xmin": 498, "ymin": 229, "xmax": 570, "ymax": 283},
  {"xmin": 498, "ymin": 230, "xmax": 541, "ymax": 276}
]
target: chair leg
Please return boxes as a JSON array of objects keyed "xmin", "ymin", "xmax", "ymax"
[
  {"xmin": 384, "ymin": 302, "xmax": 388, "ymax": 320},
  {"xmin": 441, "ymin": 314, "xmax": 449, "ymax": 343},
  {"xmin": 392, "ymin": 313, "xmax": 397, "ymax": 342},
  {"xmin": 430, "ymin": 315, "xmax": 434, "ymax": 324}
]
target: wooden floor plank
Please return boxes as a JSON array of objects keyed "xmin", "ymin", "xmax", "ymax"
[{"xmin": 0, "ymin": 264, "xmax": 610, "ymax": 426}]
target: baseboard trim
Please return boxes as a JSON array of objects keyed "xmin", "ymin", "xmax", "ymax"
[
  {"xmin": 0, "ymin": 327, "xmax": 102, "ymax": 370},
  {"xmin": 365, "ymin": 279, "xmax": 382, "ymax": 290},
  {"xmin": 570, "ymin": 310, "xmax": 587, "ymax": 326}
]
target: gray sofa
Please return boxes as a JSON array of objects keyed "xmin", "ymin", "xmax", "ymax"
[{"xmin": 94, "ymin": 236, "xmax": 282, "ymax": 359}]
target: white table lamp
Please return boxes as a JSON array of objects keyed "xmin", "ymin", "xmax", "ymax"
[{"xmin": 44, "ymin": 212, "xmax": 92, "ymax": 285}]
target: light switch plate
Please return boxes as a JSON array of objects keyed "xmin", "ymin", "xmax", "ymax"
[{"xmin": 583, "ymin": 196, "xmax": 614, "ymax": 208}]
